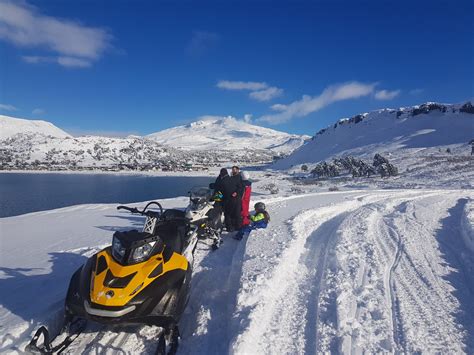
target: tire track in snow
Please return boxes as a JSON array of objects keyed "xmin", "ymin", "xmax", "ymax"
[
  {"xmin": 332, "ymin": 196, "xmax": 415, "ymax": 353},
  {"xmin": 232, "ymin": 192, "xmax": 400, "ymax": 354},
  {"xmin": 385, "ymin": 202, "xmax": 408, "ymax": 352},
  {"xmin": 386, "ymin": 194, "xmax": 472, "ymax": 353},
  {"xmin": 328, "ymin": 191, "xmax": 453, "ymax": 354}
]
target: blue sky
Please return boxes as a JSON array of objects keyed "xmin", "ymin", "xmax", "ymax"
[{"xmin": 0, "ymin": 0, "xmax": 472, "ymax": 136}]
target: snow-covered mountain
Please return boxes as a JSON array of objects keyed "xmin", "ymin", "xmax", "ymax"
[
  {"xmin": 0, "ymin": 115, "xmax": 309, "ymax": 171},
  {"xmin": 274, "ymin": 102, "xmax": 474, "ymax": 169},
  {"xmin": 147, "ymin": 116, "xmax": 310, "ymax": 154},
  {"xmin": 0, "ymin": 115, "xmax": 71, "ymax": 140}
]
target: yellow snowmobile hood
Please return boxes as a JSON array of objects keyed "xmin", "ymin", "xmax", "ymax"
[{"xmin": 90, "ymin": 248, "xmax": 188, "ymax": 307}]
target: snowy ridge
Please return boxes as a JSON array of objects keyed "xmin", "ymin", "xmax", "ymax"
[
  {"xmin": 0, "ymin": 115, "xmax": 71, "ymax": 140},
  {"xmin": 147, "ymin": 116, "xmax": 310, "ymax": 154},
  {"xmin": 274, "ymin": 101, "xmax": 474, "ymax": 169}
]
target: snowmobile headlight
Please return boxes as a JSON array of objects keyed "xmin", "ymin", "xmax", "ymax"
[
  {"xmin": 112, "ymin": 237, "xmax": 126, "ymax": 261},
  {"xmin": 130, "ymin": 241, "xmax": 156, "ymax": 263}
]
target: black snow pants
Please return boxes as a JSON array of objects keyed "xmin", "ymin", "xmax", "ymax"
[
  {"xmin": 224, "ymin": 197, "xmax": 242, "ymax": 232},
  {"xmin": 207, "ymin": 202, "xmax": 224, "ymax": 230}
]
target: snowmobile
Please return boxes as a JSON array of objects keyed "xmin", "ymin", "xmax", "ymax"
[
  {"xmin": 185, "ymin": 186, "xmax": 224, "ymax": 250},
  {"xmin": 26, "ymin": 189, "xmax": 223, "ymax": 354}
]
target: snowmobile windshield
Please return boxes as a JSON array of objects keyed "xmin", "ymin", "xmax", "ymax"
[
  {"xmin": 112, "ymin": 231, "xmax": 162, "ymax": 265},
  {"xmin": 189, "ymin": 187, "xmax": 212, "ymax": 207}
]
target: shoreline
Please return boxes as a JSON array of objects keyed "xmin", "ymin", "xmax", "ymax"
[{"xmin": 0, "ymin": 168, "xmax": 220, "ymax": 178}]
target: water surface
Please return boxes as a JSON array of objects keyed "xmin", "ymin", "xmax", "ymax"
[{"xmin": 0, "ymin": 173, "xmax": 213, "ymax": 217}]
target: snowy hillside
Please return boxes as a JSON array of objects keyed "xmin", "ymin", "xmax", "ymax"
[
  {"xmin": 0, "ymin": 115, "xmax": 71, "ymax": 140},
  {"xmin": 147, "ymin": 116, "xmax": 310, "ymax": 154},
  {"xmin": 275, "ymin": 102, "xmax": 474, "ymax": 169},
  {"xmin": 0, "ymin": 133, "xmax": 195, "ymax": 171},
  {"xmin": 1, "ymin": 174, "xmax": 473, "ymax": 353}
]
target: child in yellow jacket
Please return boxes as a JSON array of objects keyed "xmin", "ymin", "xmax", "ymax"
[{"xmin": 234, "ymin": 202, "xmax": 270, "ymax": 240}]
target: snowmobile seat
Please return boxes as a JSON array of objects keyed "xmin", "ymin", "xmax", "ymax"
[
  {"xmin": 161, "ymin": 209, "xmax": 186, "ymax": 221},
  {"xmin": 155, "ymin": 221, "xmax": 186, "ymax": 255}
]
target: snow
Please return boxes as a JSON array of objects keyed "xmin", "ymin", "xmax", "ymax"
[
  {"xmin": 1, "ymin": 176, "xmax": 473, "ymax": 354},
  {"xmin": 0, "ymin": 115, "xmax": 71, "ymax": 140},
  {"xmin": 147, "ymin": 116, "xmax": 310, "ymax": 154},
  {"xmin": 461, "ymin": 199, "xmax": 474, "ymax": 251}
]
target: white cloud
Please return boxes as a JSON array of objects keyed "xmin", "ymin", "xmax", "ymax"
[
  {"xmin": 0, "ymin": 1, "xmax": 112, "ymax": 67},
  {"xmin": 0, "ymin": 103, "xmax": 18, "ymax": 111},
  {"xmin": 375, "ymin": 89, "xmax": 401, "ymax": 100},
  {"xmin": 186, "ymin": 30, "xmax": 219, "ymax": 56},
  {"xmin": 22, "ymin": 55, "xmax": 91, "ymax": 68},
  {"xmin": 243, "ymin": 114, "xmax": 253, "ymax": 123},
  {"xmin": 217, "ymin": 80, "xmax": 268, "ymax": 91},
  {"xmin": 32, "ymin": 108, "xmax": 45, "ymax": 115},
  {"xmin": 249, "ymin": 87, "xmax": 283, "ymax": 102},
  {"xmin": 58, "ymin": 56, "xmax": 92, "ymax": 68},
  {"xmin": 270, "ymin": 103, "xmax": 288, "ymax": 111},
  {"xmin": 217, "ymin": 80, "xmax": 284, "ymax": 102},
  {"xmin": 409, "ymin": 88, "xmax": 424, "ymax": 95},
  {"xmin": 259, "ymin": 81, "xmax": 377, "ymax": 124}
]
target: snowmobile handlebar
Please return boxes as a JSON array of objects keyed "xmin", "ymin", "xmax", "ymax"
[
  {"xmin": 117, "ymin": 201, "xmax": 164, "ymax": 217},
  {"xmin": 117, "ymin": 205, "xmax": 139, "ymax": 213}
]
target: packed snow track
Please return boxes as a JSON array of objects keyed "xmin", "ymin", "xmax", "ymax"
[{"xmin": 1, "ymin": 190, "xmax": 473, "ymax": 354}]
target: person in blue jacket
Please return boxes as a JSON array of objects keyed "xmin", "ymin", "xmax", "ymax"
[{"xmin": 234, "ymin": 202, "xmax": 270, "ymax": 240}]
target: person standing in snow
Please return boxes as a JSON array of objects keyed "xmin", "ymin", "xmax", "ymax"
[
  {"xmin": 213, "ymin": 168, "xmax": 228, "ymax": 196},
  {"xmin": 217, "ymin": 167, "xmax": 243, "ymax": 232},
  {"xmin": 240, "ymin": 171, "xmax": 252, "ymax": 228},
  {"xmin": 230, "ymin": 166, "xmax": 244, "ymax": 231}
]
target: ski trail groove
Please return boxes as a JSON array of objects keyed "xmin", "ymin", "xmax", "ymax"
[
  {"xmin": 303, "ymin": 212, "xmax": 350, "ymax": 354},
  {"xmin": 386, "ymin": 222, "xmax": 404, "ymax": 352},
  {"xmin": 232, "ymin": 192, "xmax": 399, "ymax": 354},
  {"xmin": 302, "ymin": 191, "xmax": 445, "ymax": 353}
]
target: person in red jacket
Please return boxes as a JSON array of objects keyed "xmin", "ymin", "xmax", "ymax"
[{"xmin": 240, "ymin": 171, "xmax": 252, "ymax": 228}]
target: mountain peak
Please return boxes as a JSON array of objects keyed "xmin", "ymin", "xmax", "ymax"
[{"xmin": 148, "ymin": 116, "xmax": 310, "ymax": 154}]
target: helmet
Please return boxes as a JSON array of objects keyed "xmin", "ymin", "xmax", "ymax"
[
  {"xmin": 241, "ymin": 171, "xmax": 250, "ymax": 181},
  {"xmin": 254, "ymin": 202, "xmax": 266, "ymax": 212}
]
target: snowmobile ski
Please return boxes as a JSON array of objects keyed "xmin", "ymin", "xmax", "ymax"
[
  {"xmin": 25, "ymin": 318, "xmax": 87, "ymax": 354},
  {"xmin": 155, "ymin": 325, "xmax": 180, "ymax": 355}
]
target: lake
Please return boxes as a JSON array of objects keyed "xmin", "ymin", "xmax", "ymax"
[{"xmin": 0, "ymin": 173, "xmax": 213, "ymax": 218}]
